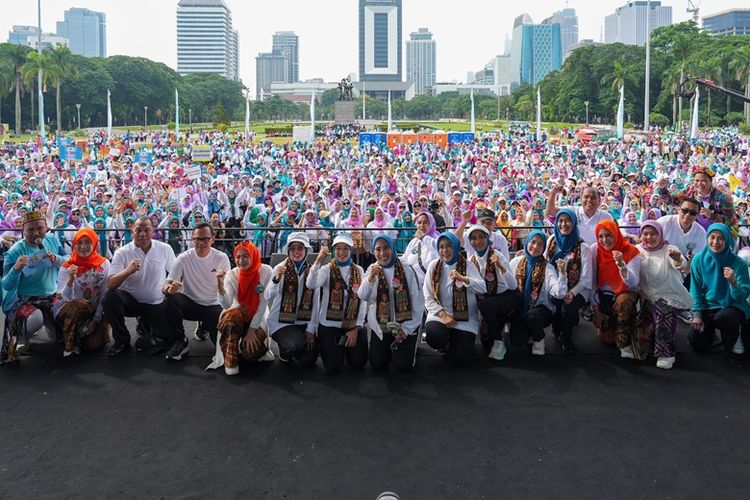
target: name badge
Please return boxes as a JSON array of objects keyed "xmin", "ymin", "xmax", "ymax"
[
  {"xmin": 392, "ymin": 277, "xmax": 402, "ymax": 289},
  {"xmin": 485, "ymin": 272, "xmax": 496, "ymax": 282},
  {"xmin": 255, "ymin": 284, "xmax": 266, "ymax": 294}
]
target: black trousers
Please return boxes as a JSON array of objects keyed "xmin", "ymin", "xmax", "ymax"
[
  {"xmin": 424, "ymin": 321, "xmax": 476, "ymax": 366},
  {"xmin": 509, "ymin": 306, "xmax": 553, "ymax": 348},
  {"xmin": 317, "ymin": 324, "xmax": 368, "ymax": 372},
  {"xmin": 479, "ymin": 290, "xmax": 523, "ymax": 342},
  {"xmin": 551, "ymin": 293, "xmax": 587, "ymax": 341},
  {"xmin": 271, "ymin": 324, "xmax": 318, "ymax": 367},
  {"xmin": 103, "ymin": 289, "xmax": 171, "ymax": 345},
  {"xmin": 369, "ymin": 330, "xmax": 418, "ymax": 371},
  {"xmin": 690, "ymin": 307, "xmax": 748, "ymax": 354},
  {"xmin": 164, "ymin": 293, "xmax": 222, "ymax": 344}
]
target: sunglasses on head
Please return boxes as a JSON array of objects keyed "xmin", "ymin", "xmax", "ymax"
[{"xmin": 680, "ymin": 208, "xmax": 699, "ymax": 217}]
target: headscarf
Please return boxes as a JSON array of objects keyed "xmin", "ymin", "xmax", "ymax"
[
  {"xmin": 468, "ymin": 225, "xmax": 491, "ymax": 257},
  {"xmin": 93, "ymin": 217, "xmax": 108, "ymax": 257},
  {"xmin": 395, "ymin": 210, "xmax": 415, "ymax": 253},
  {"xmin": 437, "ymin": 232, "xmax": 461, "ymax": 266},
  {"xmin": 233, "ymin": 241, "xmax": 262, "ymax": 319},
  {"xmin": 416, "ymin": 211, "xmax": 439, "ymax": 238},
  {"xmin": 550, "ymin": 208, "xmax": 580, "ymax": 265},
  {"xmin": 63, "ymin": 228, "xmax": 107, "ymax": 275},
  {"xmin": 639, "ymin": 220, "xmax": 667, "ymax": 252},
  {"xmin": 522, "ymin": 230, "xmax": 547, "ymax": 310},
  {"xmin": 595, "ymin": 219, "xmax": 640, "ymax": 293},
  {"xmin": 372, "ymin": 234, "xmax": 397, "ymax": 269}
]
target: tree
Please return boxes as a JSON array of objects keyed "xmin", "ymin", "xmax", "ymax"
[
  {"xmin": 729, "ymin": 46, "xmax": 750, "ymax": 123},
  {"xmin": 0, "ymin": 68, "xmax": 11, "ymax": 126},
  {"xmin": 0, "ymin": 43, "xmax": 31, "ymax": 134},
  {"xmin": 45, "ymin": 45, "xmax": 78, "ymax": 132}
]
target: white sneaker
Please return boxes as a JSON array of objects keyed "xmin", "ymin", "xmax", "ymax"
[
  {"xmin": 224, "ymin": 365, "xmax": 239, "ymax": 376},
  {"xmin": 656, "ymin": 356, "xmax": 675, "ymax": 370},
  {"xmin": 488, "ymin": 340, "xmax": 507, "ymax": 361},
  {"xmin": 63, "ymin": 347, "xmax": 80, "ymax": 358},
  {"xmin": 532, "ymin": 340, "xmax": 545, "ymax": 356},
  {"xmin": 620, "ymin": 345, "xmax": 635, "ymax": 359},
  {"xmin": 258, "ymin": 349, "xmax": 275, "ymax": 362},
  {"xmin": 677, "ymin": 310, "xmax": 692, "ymax": 324},
  {"xmin": 732, "ymin": 336, "xmax": 745, "ymax": 355}
]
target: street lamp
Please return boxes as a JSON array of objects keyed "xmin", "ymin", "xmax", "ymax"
[
  {"xmin": 144, "ymin": 106, "xmax": 148, "ymax": 128},
  {"xmin": 189, "ymin": 108, "xmax": 192, "ymax": 128},
  {"xmin": 584, "ymin": 101, "xmax": 590, "ymax": 125},
  {"xmin": 75, "ymin": 103, "xmax": 81, "ymax": 130},
  {"xmin": 506, "ymin": 107, "xmax": 510, "ymax": 121},
  {"xmin": 644, "ymin": 0, "xmax": 651, "ymax": 131}
]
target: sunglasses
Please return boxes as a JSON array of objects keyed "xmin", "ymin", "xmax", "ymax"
[
  {"xmin": 680, "ymin": 208, "xmax": 699, "ymax": 217},
  {"xmin": 193, "ymin": 236, "xmax": 212, "ymax": 242},
  {"xmin": 414, "ymin": 204, "xmax": 421, "ymax": 208},
  {"xmin": 343, "ymin": 201, "xmax": 350, "ymax": 205}
]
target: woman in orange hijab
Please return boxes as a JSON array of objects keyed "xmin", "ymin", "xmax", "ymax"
[
  {"xmin": 591, "ymin": 219, "xmax": 648, "ymax": 360},
  {"xmin": 207, "ymin": 241, "xmax": 274, "ymax": 376},
  {"xmin": 54, "ymin": 228, "xmax": 111, "ymax": 357}
]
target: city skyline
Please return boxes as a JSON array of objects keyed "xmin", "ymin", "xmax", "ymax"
[{"xmin": 1, "ymin": 0, "xmax": 743, "ymax": 95}]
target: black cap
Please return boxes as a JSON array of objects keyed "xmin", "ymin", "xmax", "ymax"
[{"xmin": 477, "ymin": 208, "xmax": 496, "ymax": 221}]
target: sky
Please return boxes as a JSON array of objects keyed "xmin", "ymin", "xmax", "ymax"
[{"xmin": 1, "ymin": 0, "xmax": 744, "ymax": 95}]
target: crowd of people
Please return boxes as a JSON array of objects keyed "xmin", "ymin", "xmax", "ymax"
[{"xmin": 1, "ymin": 122, "xmax": 750, "ymax": 373}]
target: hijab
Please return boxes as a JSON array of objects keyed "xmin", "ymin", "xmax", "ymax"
[
  {"xmin": 522, "ymin": 230, "xmax": 547, "ymax": 310},
  {"xmin": 551, "ymin": 208, "xmax": 580, "ymax": 265},
  {"xmin": 595, "ymin": 219, "xmax": 640, "ymax": 293},
  {"xmin": 639, "ymin": 220, "xmax": 667, "ymax": 252},
  {"xmin": 233, "ymin": 241, "xmax": 262, "ymax": 319},
  {"xmin": 437, "ymin": 232, "xmax": 461, "ymax": 266},
  {"xmin": 62, "ymin": 228, "xmax": 107, "ymax": 275},
  {"xmin": 372, "ymin": 234, "xmax": 397, "ymax": 269}
]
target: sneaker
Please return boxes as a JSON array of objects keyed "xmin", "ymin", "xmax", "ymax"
[
  {"xmin": 166, "ymin": 337, "xmax": 190, "ymax": 361},
  {"xmin": 559, "ymin": 336, "xmax": 575, "ymax": 354},
  {"xmin": 677, "ymin": 310, "xmax": 692, "ymax": 324},
  {"xmin": 732, "ymin": 335, "xmax": 745, "ymax": 355},
  {"xmin": 107, "ymin": 342, "xmax": 131, "ymax": 358},
  {"xmin": 258, "ymin": 349, "xmax": 275, "ymax": 363},
  {"xmin": 488, "ymin": 340, "xmax": 507, "ymax": 361},
  {"xmin": 656, "ymin": 356, "xmax": 675, "ymax": 370},
  {"xmin": 582, "ymin": 304, "xmax": 594, "ymax": 322},
  {"xmin": 135, "ymin": 335, "xmax": 168, "ymax": 356},
  {"xmin": 193, "ymin": 323, "xmax": 209, "ymax": 341},
  {"xmin": 620, "ymin": 345, "xmax": 635, "ymax": 359},
  {"xmin": 277, "ymin": 350, "xmax": 291, "ymax": 363},
  {"xmin": 532, "ymin": 340, "xmax": 545, "ymax": 356},
  {"xmin": 224, "ymin": 365, "xmax": 239, "ymax": 376},
  {"xmin": 63, "ymin": 347, "xmax": 80, "ymax": 358}
]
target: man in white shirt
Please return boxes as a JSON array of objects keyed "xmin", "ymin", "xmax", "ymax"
[
  {"xmin": 104, "ymin": 217, "xmax": 176, "ymax": 358},
  {"xmin": 163, "ymin": 223, "xmax": 231, "ymax": 361},
  {"xmin": 547, "ymin": 185, "xmax": 613, "ymax": 245},
  {"xmin": 657, "ymin": 197, "xmax": 706, "ymax": 263}
]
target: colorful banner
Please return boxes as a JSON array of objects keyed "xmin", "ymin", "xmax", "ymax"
[{"xmin": 191, "ymin": 145, "xmax": 212, "ymax": 162}]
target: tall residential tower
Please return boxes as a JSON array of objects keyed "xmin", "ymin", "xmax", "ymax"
[
  {"xmin": 406, "ymin": 28, "xmax": 436, "ymax": 95},
  {"xmin": 55, "ymin": 8, "xmax": 106, "ymax": 57},
  {"xmin": 176, "ymin": 0, "xmax": 239, "ymax": 81}
]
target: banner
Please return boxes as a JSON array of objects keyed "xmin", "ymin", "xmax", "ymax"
[
  {"xmin": 192, "ymin": 145, "xmax": 212, "ymax": 162},
  {"xmin": 186, "ymin": 165, "xmax": 202, "ymax": 181},
  {"xmin": 133, "ymin": 151, "xmax": 154, "ymax": 164},
  {"xmin": 62, "ymin": 146, "xmax": 84, "ymax": 161}
]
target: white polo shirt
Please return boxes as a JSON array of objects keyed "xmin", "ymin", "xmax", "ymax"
[
  {"xmin": 167, "ymin": 248, "xmax": 231, "ymax": 306},
  {"xmin": 568, "ymin": 207, "xmax": 613, "ymax": 246},
  {"xmin": 110, "ymin": 240, "xmax": 176, "ymax": 305},
  {"xmin": 657, "ymin": 215, "xmax": 706, "ymax": 258}
]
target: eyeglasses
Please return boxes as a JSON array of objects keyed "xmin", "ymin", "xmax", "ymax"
[
  {"xmin": 343, "ymin": 201, "xmax": 350, "ymax": 205},
  {"xmin": 193, "ymin": 236, "xmax": 212, "ymax": 242},
  {"xmin": 414, "ymin": 204, "xmax": 421, "ymax": 208},
  {"xmin": 680, "ymin": 208, "xmax": 699, "ymax": 217}
]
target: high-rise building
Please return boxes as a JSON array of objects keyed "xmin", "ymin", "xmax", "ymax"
[
  {"xmin": 510, "ymin": 14, "xmax": 562, "ymax": 88},
  {"xmin": 272, "ymin": 31, "xmax": 299, "ymax": 83},
  {"xmin": 55, "ymin": 8, "xmax": 106, "ymax": 57},
  {"xmin": 406, "ymin": 28, "xmax": 436, "ymax": 95},
  {"xmin": 256, "ymin": 51, "xmax": 289, "ymax": 100},
  {"xmin": 359, "ymin": 0, "xmax": 402, "ymax": 83},
  {"xmin": 8, "ymin": 26, "xmax": 68, "ymax": 50},
  {"xmin": 542, "ymin": 8, "xmax": 578, "ymax": 60},
  {"xmin": 604, "ymin": 1, "xmax": 672, "ymax": 46},
  {"xmin": 703, "ymin": 9, "xmax": 750, "ymax": 36},
  {"xmin": 176, "ymin": 0, "xmax": 240, "ymax": 81}
]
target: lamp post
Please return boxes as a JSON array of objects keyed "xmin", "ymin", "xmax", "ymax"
[
  {"xmin": 506, "ymin": 107, "xmax": 509, "ymax": 121},
  {"xmin": 644, "ymin": 0, "xmax": 651, "ymax": 131},
  {"xmin": 584, "ymin": 101, "xmax": 590, "ymax": 125},
  {"xmin": 75, "ymin": 103, "xmax": 81, "ymax": 130},
  {"xmin": 144, "ymin": 106, "xmax": 148, "ymax": 128}
]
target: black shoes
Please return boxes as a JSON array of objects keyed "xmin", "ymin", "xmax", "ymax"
[
  {"xmin": 135, "ymin": 335, "xmax": 168, "ymax": 356},
  {"xmin": 107, "ymin": 342, "xmax": 131, "ymax": 358},
  {"xmin": 166, "ymin": 337, "xmax": 190, "ymax": 361}
]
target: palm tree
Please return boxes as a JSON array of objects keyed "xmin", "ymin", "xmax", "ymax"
[
  {"xmin": 0, "ymin": 69, "xmax": 12, "ymax": 127},
  {"xmin": 21, "ymin": 50, "xmax": 51, "ymax": 132},
  {"xmin": 661, "ymin": 66, "xmax": 682, "ymax": 126},
  {"xmin": 671, "ymin": 33, "xmax": 695, "ymax": 123},
  {"xmin": 0, "ymin": 43, "xmax": 30, "ymax": 134},
  {"xmin": 730, "ymin": 46, "xmax": 750, "ymax": 123},
  {"xmin": 45, "ymin": 45, "xmax": 78, "ymax": 132}
]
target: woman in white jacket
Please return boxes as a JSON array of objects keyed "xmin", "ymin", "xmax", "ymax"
[
  {"xmin": 208, "ymin": 241, "xmax": 273, "ymax": 376},
  {"xmin": 306, "ymin": 233, "xmax": 368, "ymax": 372},
  {"xmin": 423, "ymin": 232, "xmax": 486, "ymax": 365}
]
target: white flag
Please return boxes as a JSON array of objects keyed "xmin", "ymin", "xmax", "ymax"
[
  {"xmin": 690, "ymin": 86, "xmax": 700, "ymax": 140},
  {"xmin": 107, "ymin": 89, "xmax": 112, "ymax": 138},
  {"xmin": 616, "ymin": 85, "xmax": 624, "ymax": 140},
  {"xmin": 175, "ymin": 88, "xmax": 180, "ymax": 140},
  {"xmin": 245, "ymin": 95, "xmax": 250, "ymax": 144},
  {"xmin": 470, "ymin": 89, "xmax": 476, "ymax": 134},
  {"xmin": 310, "ymin": 89, "xmax": 316, "ymax": 142},
  {"xmin": 387, "ymin": 91, "xmax": 392, "ymax": 132},
  {"xmin": 536, "ymin": 87, "xmax": 542, "ymax": 141}
]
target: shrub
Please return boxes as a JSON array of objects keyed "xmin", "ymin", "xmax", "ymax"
[
  {"xmin": 725, "ymin": 112, "xmax": 745, "ymax": 125},
  {"xmin": 649, "ymin": 113, "xmax": 669, "ymax": 127}
]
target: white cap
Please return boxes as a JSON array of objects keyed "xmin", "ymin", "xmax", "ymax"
[
  {"xmin": 332, "ymin": 233, "xmax": 354, "ymax": 248},
  {"xmin": 467, "ymin": 224, "xmax": 489, "ymax": 237},
  {"xmin": 283, "ymin": 232, "xmax": 313, "ymax": 253}
]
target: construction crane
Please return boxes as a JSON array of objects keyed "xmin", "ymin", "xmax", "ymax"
[
  {"xmin": 679, "ymin": 78, "xmax": 750, "ymax": 104},
  {"xmin": 687, "ymin": 0, "xmax": 700, "ymax": 24}
]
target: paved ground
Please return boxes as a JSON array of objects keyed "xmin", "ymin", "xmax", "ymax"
[{"xmin": 1, "ymin": 319, "xmax": 749, "ymax": 500}]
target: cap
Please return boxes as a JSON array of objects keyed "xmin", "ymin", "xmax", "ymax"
[
  {"xmin": 467, "ymin": 224, "xmax": 490, "ymax": 238},
  {"xmin": 283, "ymin": 232, "xmax": 313, "ymax": 253},
  {"xmin": 477, "ymin": 208, "xmax": 496, "ymax": 221},
  {"xmin": 332, "ymin": 233, "xmax": 354, "ymax": 248}
]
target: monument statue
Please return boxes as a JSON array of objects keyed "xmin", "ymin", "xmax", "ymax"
[{"xmin": 338, "ymin": 77, "xmax": 354, "ymax": 101}]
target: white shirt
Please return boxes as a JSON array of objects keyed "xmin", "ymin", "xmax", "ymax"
[
  {"xmin": 167, "ymin": 248, "xmax": 231, "ymax": 306},
  {"xmin": 403, "ymin": 235, "xmax": 439, "ymax": 286},
  {"xmin": 657, "ymin": 215, "xmax": 706, "ymax": 259},
  {"xmin": 566, "ymin": 207, "xmax": 613, "ymax": 246},
  {"xmin": 589, "ymin": 243, "xmax": 641, "ymax": 303},
  {"xmin": 467, "ymin": 250, "xmax": 517, "ymax": 294},
  {"xmin": 306, "ymin": 262, "xmax": 368, "ymax": 329},
  {"xmin": 508, "ymin": 257, "xmax": 567, "ymax": 312},
  {"xmin": 265, "ymin": 261, "xmax": 321, "ymax": 336},
  {"xmin": 544, "ymin": 236, "xmax": 593, "ymax": 299},
  {"xmin": 357, "ymin": 258, "xmax": 425, "ymax": 339},
  {"xmin": 110, "ymin": 240, "xmax": 176, "ymax": 305},
  {"xmin": 219, "ymin": 265, "xmax": 273, "ymax": 329},
  {"xmin": 423, "ymin": 258, "xmax": 487, "ymax": 335}
]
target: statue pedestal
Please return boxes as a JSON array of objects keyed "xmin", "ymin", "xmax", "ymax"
[{"xmin": 335, "ymin": 101, "xmax": 356, "ymax": 123}]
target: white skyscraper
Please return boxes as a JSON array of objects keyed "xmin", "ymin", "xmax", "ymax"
[
  {"xmin": 177, "ymin": 0, "xmax": 239, "ymax": 81},
  {"xmin": 406, "ymin": 28, "xmax": 436, "ymax": 95},
  {"xmin": 605, "ymin": 1, "xmax": 672, "ymax": 46},
  {"xmin": 272, "ymin": 31, "xmax": 299, "ymax": 83}
]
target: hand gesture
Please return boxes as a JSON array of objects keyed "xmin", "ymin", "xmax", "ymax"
[
  {"xmin": 612, "ymin": 251, "xmax": 624, "ymax": 268},
  {"xmin": 164, "ymin": 280, "xmax": 182, "ymax": 295},
  {"xmin": 489, "ymin": 254, "xmax": 506, "ymax": 274},
  {"xmin": 127, "ymin": 259, "xmax": 142, "ymax": 274},
  {"xmin": 724, "ymin": 267, "xmax": 737, "ymax": 286},
  {"xmin": 369, "ymin": 263, "xmax": 382, "ymax": 283},
  {"xmin": 216, "ymin": 269, "xmax": 226, "ymax": 286},
  {"xmin": 449, "ymin": 269, "xmax": 467, "ymax": 284},
  {"xmin": 13, "ymin": 255, "xmax": 30, "ymax": 272},
  {"xmin": 66, "ymin": 264, "xmax": 79, "ymax": 284},
  {"xmin": 316, "ymin": 245, "xmax": 329, "ymax": 265},
  {"xmin": 552, "ymin": 183, "xmax": 564, "ymax": 194},
  {"xmin": 462, "ymin": 210, "xmax": 472, "ymax": 223},
  {"xmin": 668, "ymin": 248, "xmax": 683, "ymax": 264},
  {"xmin": 274, "ymin": 265, "xmax": 285, "ymax": 281},
  {"xmin": 439, "ymin": 310, "xmax": 457, "ymax": 328},
  {"xmin": 556, "ymin": 259, "xmax": 566, "ymax": 274}
]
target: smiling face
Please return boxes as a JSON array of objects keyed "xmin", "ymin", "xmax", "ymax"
[
  {"xmin": 373, "ymin": 239, "xmax": 393, "ymax": 266},
  {"xmin": 640, "ymin": 226, "xmax": 661, "ymax": 250},
  {"xmin": 75, "ymin": 236, "xmax": 94, "ymax": 258},
  {"xmin": 597, "ymin": 228, "xmax": 615, "ymax": 250},
  {"xmin": 438, "ymin": 238, "xmax": 454, "ymax": 263},
  {"xmin": 235, "ymin": 248, "xmax": 251, "ymax": 270},
  {"xmin": 468, "ymin": 230, "xmax": 488, "ymax": 253},
  {"xmin": 557, "ymin": 213, "xmax": 573, "ymax": 236},
  {"xmin": 416, "ymin": 213, "xmax": 430, "ymax": 233},
  {"xmin": 288, "ymin": 241, "xmax": 306, "ymax": 262},
  {"xmin": 334, "ymin": 243, "xmax": 351, "ymax": 262},
  {"xmin": 708, "ymin": 230, "xmax": 726, "ymax": 253},
  {"xmin": 527, "ymin": 234, "xmax": 545, "ymax": 257}
]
